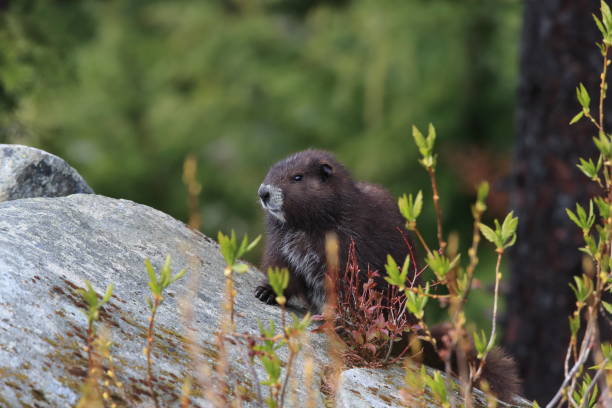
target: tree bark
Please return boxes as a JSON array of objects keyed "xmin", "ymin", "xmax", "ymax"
[{"xmin": 507, "ymin": 0, "xmax": 609, "ymax": 403}]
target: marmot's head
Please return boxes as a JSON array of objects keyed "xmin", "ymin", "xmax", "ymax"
[{"xmin": 258, "ymin": 150, "xmax": 355, "ymax": 230}]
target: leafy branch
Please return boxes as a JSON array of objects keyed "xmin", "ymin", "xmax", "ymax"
[{"xmin": 144, "ymin": 256, "xmax": 186, "ymax": 408}]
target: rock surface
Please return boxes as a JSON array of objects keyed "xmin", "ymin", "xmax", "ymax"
[
  {"xmin": 0, "ymin": 144, "xmax": 93, "ymax": 202},
  {"xmin": 336, "ymin": 365, "xmax": 532, "ymax": 408},
  {"xmin": 0, "ymin": 194, "xmax": 325, "ymax": 407},
  {"xmin": 0, "ymin": 192, "xmax": 529, "ymax": 407}
]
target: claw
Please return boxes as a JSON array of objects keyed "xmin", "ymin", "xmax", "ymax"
[{"xmin": 255, "ymin": 284, "xmax": 278, "ymax": 306}]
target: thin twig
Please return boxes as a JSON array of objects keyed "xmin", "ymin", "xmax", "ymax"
[
  {"xmin": 86, "ymin": 321, "xmax": 95, "ymax": 375},
  {"xmin": 279, "ymin": 349, "xmax": 296, "ymax": 408},
  {"xmin": 214, "ymin": 278, "xmax": 234, "ymax": 405},
  {"xmin": 584, "ymin": 111, "xmax": 602, "ymax": 131},
  {"xmin": 304, "ymin": 353, "xmax": 316, "ymax": 408},
  {"xmin": 178, "ymin": 256, "xmax": 218, "ymax": 405},
  {"xmin": 413, "ymin": 226, "xmax": 432, "ymax": 256},
  {"xmin": 545, "ymin": 320, "xmax": 595, "ymax": 408},
  {"xmin": 472, "ymin": 250, "xmax": 503, "ymax": 382},
  {"xmin": 563, "ymin": 335, "xmax": 573, "ymax": 377},
  {"xmin": 246, "ymin": 351, "xmax": 263, "ymax": 406},
  {"xmin": 146, "ymin": 297, "xmax": 161, "ymax": 408},
  {"xmin": 226, "ymin": 270, "xmax": 237, "ymax": 324},
  {"xmin": 580, "ymin": 357, "xmax": 609, "ymax": 408},
  {"xmin": 599, "ymin": 46, "xmax": 609, "ymax": 131},
  {"xmin": 396, "ymin": 227, "xmax": 421, "ymax": 287},
  {"xmin": 427, "ymin": 167, "xmax": 447, "ymax": 252},
  {"xmin": 459, "ymin": 208, "xmax": 484, "ymax": 305}
]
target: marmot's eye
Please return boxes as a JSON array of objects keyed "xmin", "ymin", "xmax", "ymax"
[{"xmin": 292, "ymin": 174, "xmax": 303, "ymax": 182}]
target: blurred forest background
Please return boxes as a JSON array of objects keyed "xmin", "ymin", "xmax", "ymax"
[
  {"xmin": 5, "ymin": 0, "xmax": 609, "ymax": 404},
  {"xmin": 0, "ymin": 0, "xmax": 526, "ymax": 394},
  {"xmin": 0, "ymin": 0, "xmax": 520, "ymax": 354},
  {"xmin": 0, "ymin": 0, "xmax": 520, "ymax": 235}
]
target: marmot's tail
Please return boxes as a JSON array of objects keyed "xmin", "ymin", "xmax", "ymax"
[
  {"xmin": 479, "ymin": 346, "xmax": 522, "ymax": 402},
  {"xmin": 422, "ymin": 323, "xmax": 522, "ymax": 403}
]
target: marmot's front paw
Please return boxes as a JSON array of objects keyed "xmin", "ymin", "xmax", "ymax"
[{"xmin": 255, "ymin": 284, "xmax": 278, "ymax": 305}]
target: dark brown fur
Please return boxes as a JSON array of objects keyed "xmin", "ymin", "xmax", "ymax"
[
  {"xmin": 255, "ymin": 149, "xmax": 521, "ymax": 402},
  {"xmin": 423, "ymin": 323, "xmax": 522, "ymax": 402},
  {"xmin": 255, "ymin": 149, "xmax": 411, "ymax": 311}
]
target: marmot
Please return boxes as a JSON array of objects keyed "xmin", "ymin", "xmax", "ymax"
[
  {"xmin": 254, "ymin": 149, "xmax": 521, "ymax": 402},
  {"xmin": 255, "ymin": 149, "xmax": 412, "ymax": 311}
]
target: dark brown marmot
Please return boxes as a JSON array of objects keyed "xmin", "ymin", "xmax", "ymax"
[
  {"xmin": 254, "ymin": 149, "xmax": 521, "ymax": 402},
  {"xmin": 255, "ymin": 149, "xmax": 411, "ymax": 311}
]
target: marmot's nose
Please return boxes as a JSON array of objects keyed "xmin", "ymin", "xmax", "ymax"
[{"xmin": 258, "ymin": 184, "xmax": 270, "ymax": 205}]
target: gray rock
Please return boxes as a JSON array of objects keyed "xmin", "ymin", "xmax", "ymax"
[
  {"xmin": 336, "ymin": 365, "xmax": 532, "ymax": 408},
  {"xmin": 0, "ymin": 193, "xmax": 528, "ymax": 407},
  {"xmin": 0, "ymin": 194, "xmax": 326, "ymax": 407},
  {"xmin": 0, "ymin": 144, "xmax": 93, "ymax": 202}
]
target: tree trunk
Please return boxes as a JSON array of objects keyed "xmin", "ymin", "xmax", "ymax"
[{"xmin": 506, "ymin": 0, "xmax": 610, "ymax": 403}]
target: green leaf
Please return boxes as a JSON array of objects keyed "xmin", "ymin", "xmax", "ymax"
[
  {"xmin": 504, "ymin": 233, "xmax": 517, "ymax": 249},
  {"xmin": 398, "ymin": 191, "xmax": 423, "ymax": 224},
  {"xmin": 594, "ymin": 133, "xmax": 612, "ymax": 158},
  {"xmin": 426, "ymin": 253, "xmax": 459, "ymax": 281},
  {"xmin": 577, "ymin": 83, "xmax": 591, "ymax": 109},
  {"xmin": 479, "ymin": 213, "xmax": 518, "ymax": 250},
  {"xmin": 566, "ymin": 208, "xmax": 581, "ymax": 229},
  {"xmin": 384, "ymin": 254, "xmax": 403, "ymax": 289},
  {"xmin": 478, "ymin": 223, "xmax": 497, "ymax": 244},
  {"xmin": 594, "ymin": 13, "xmax": 606, "ymax": 36},
  {"xmin": 246, "ymin": 235, "xmax": 262, "ymax": 252},
  {"xmin": 594, "ymin": 196, "xmax": 610, "ymax": 219},
  {"xmin": 400, "ymin": 255, "xmax": 410, "ymax": 283},
  {"xmin": 476, "ymin": 181, "xmax": 489, "ymax": 203},
  {"xmin": 602, "ymin": 0, "xmax": 612, "ymax": 32},
  {"xmin": 603, "ymin": 300, "xmax": 612, "ymax": 314},
  {"xmin": 160, "ymin": 255, "xmax": 172, "ymax": 288},
  {"xmin": 412, "ymin": 125, "xmax": 429, "ymax": 157},
  {"xmin": 218, "ymin": 231, "xmax": 260, "ymax": 269},
  {"xmin": 570, "ymin": 111, "xmax": 584, "ymax": 125},
  {"xmin": 413, "ymin": 190, "xmax": 423, "ymax": 220},
  {"xmin": 426, "ymin": 123, "xmax": 437, "ymax": 152},
  {"xmin": 569, "ymin": 275, "xmax": 593, "ymax": 303},
  {"xmin": 102, "ymin": 284, "xmax": 114, "ymax": 303},
  {"xmin": 233, "ymin": 263, "xmax": 249, "ymax": 273},
  {"xmin": 422, "ymin": 370, "xmax": 448, "ymax": 404},
  {"xmin": 145, "ymin": 259, "xmax": 159, "ymax": 294},
  {"xmin": 597, "ymin": 41, "xmax": 607, "ymax": 55},
  {"xmin": 601, "ymin": 343, "xmax": 612, "ymax": 360},
  {"xmin": 576, "ymin": 157, "xmax": 602, "ymax": 180},
  {"xmin": 171, "ymin": 268, "xmax": 187, "ymax": 283},
  {"xmin": 569, "ymin": 315, "xmax": 581, "ymax": 336},
  {"xmin": 576, "ymin": 203, "xmax": 587, "ymax": 224},
  {"xmin": 145, "ymin": 256, "xmax": 186, "ymax": 298},
  {"xmin": 405, "ymin": 283, "xmax": 429, "ymax": 319},
  {"xmin": 398, "ymin": 195, "xmax": 408, "ymax": 220},
  {"xmin": 473, "ymin": 330, "xmax": 488, "ymax": 358},
  {"xmin": 218, "ymin": 231, "xmax": 236, "ymax": 266},
  {"xmin": 267, "ymin": 267, "xmax": 290, "ymax": 297},
  {"xmin": 501, "ymin": 211, "xmax": 518, "ymax": 242},
  {"xmin": 566, "ymin": 202, "xmax": 595, "ymax": 232},
  {"xmin": 237, "ymin": 235, "xmax": 249, "ymax": 259}
]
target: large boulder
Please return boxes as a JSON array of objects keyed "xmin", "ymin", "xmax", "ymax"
[
  {"xmin": 0, "ymin": 193, "xmax": 529, "ymax": 407},
  {"xmin": 0, "ymin": 194, "xmax": 325, "ymax": 407},
  {"xmin": 0, "ymin": 144, "xmax": 93, "ymax": 202}
]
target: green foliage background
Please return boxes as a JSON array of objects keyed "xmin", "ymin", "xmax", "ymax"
[{"xmin": 0, "ymin": 0, "xmax": 521, "ymax": 327}]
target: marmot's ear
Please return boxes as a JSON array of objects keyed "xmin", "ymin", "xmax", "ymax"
[{"xmin": 320, "ymin": 163, "xmax": 333, "ymax": 180}]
